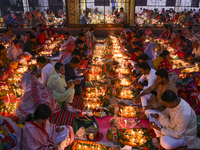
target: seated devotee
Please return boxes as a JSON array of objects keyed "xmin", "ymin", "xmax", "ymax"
[
  {"xmin": 176, "ymin": 36, "xmax": 193, "ymax": 59},
  {"xmin": 144, "ymin": 43, "xmax": 156, "ymax": 61},
  {"xmin": 119, "ymin": 7, "xmax": 127, "ymax": 23},
  {"xmin": 0, "ymin": 115, "xmax": 21, "ymax": 150},
  {"xmin": 161, "ymin": 26, "xmax": 170, "ymax": 39},
  {"xmin": 184, "ymin": 26, "xmax": 194, "ymax": 39},
  {"xmin": 0, "ymin": 44, "xmax": 10, "ymax": 66},
  {"xmin": 47, "ymin": 62, "xmax": 80, "ymax": 113},
  {"xmin": 65, "ymin": 57, "xmax": 84, "ymax": 95},
  {"xmin": 64, "ymin": 32, "xmax": 76, "ymax": 44},
  {"xmin": 125, "ymin": 31, "xmax": 132, "ymax": 43},
  {"xmin": 0, "ymin": 29, "xmax": 14, "ymax": 42},
  {"xmin": 153, "ymin": 50, "xmax": 172, "ymax": 71},
  {"xmin": 138, "ymin": 53, "xmax": 155, "ymax": 69},
  {"xmin": 75, "ymin": 33, "xmax": 86, "ymax": 45},
  {"xmin": 31, "ymin": 27, "xmax": 39, "ymax": 38},
  {"xmin": 188, "ymin": 42, "xmax": 200, "ymax": 62},
  {"xmin": 134, "ymin": 62, "xmax": 157, "ymax": 98},
  {"xmin": 131, "ymin": 35, "xmax": 143, "ymax": 48},
  {"xmin": 86, "ymin": 27, "xmax": 96, "ymax": 44},
  {"xmin": 49, "ymin": 25, "xmax": 59, "ymax": 39},
  {"xmin": 134, "ymin": 69, "xmax": 177, "ymax": 113},
  {"xmin": 7, "ymin": 39, "xmax": 23, "ymax": 60},
  {"xmin": 80, "ymin": 11, "xmax": 89, "ymax": 24},
  {"xmin": 15, "ymin": 73, "xmax": 60, "ymax": 122},
  {"xmin": 24, "ymin": 34, "xmax": 41, "ymax": 56},
  {"xmin": 151, "ymin": 90, "xmax": 200, "ymax": 149},
  {"xmin": 23, "ymin": 104, "xmax": 75, "ymax": 150},
  {"xmin": 36, "ymin": 56, "xmax": 53, "ymax": 85},
  {"xmin": 167, "ymin": 28, "xmax": 176, "ymax": 43},
  {"xmin": 145, "ymin": 27, "xmax": 153, "ymax": 37},
  {"xmin": 131, "ymin": 41, "xmax": 144, "ymax": 52},
  {"xmin": 62, "ymin": 49, "xmax": 81, "ymax": 65},
  {"xmin": 36, "ymin": 29, "xmax": 48, "ymax": 45},
  {"xmin": 5, "ymin": 13, "xmax": 18, "ymax": 27},
  {"xmin": 74, "ymin": 40, "xmax": 88, "ymax": 60}
]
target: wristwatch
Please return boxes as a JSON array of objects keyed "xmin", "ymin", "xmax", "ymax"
[{"xmin": 142, "ymin": 106, "xmax": 146, "ymax": 110}]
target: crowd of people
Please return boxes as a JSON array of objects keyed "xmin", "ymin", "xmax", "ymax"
[
  {"xmin": 0, "ymin": 20, "xmax": 200, "ymax": 149},
  {"xmin": 2, "ymin": 9, "xmax": 66, "ymax": 28},
  {"xmin": 118, "ymin": 24, "xmax": 200, "ymax": 149},
  {"xmin": 136, "ymin": 8, "xmax": 200, "ymax": 26},
  {"xmin": 80, "ymin": 7, "xmax": 127, "ymax": 24},
  {"xmin": 0, "ymin": 24, "xmax": 96, "ymax": 149}
]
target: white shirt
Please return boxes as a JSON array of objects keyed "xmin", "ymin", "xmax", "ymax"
[
  {"xmin": 192, "ymin": 46, "xmax": 200, "ymax": 58},
  {"xmin": 86, "ymin": 31, "xmax": 96, "ymax": 43},
  {"xmin": 160, "ymin": 99, "xmax": 200, "ymax": 148},
  {"xmin": 38, "ymin": 63, "xmax": 53, "ymax": 85},
  {"xmin": 7, "ymin": 45, "xmax": 23, "ymax": 60},
  {"xmin": 67, "ymin": 35, "xmax": 76, "ymax": 44},
  {"xmin": 138, "ymin": 69, "xmax": 157, "ymax": 90}
]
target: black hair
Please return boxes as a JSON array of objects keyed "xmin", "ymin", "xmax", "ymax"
[
  {"xmin": 155, "ymin": 68, "xmax": 168, "ymax": 79},
  {"xmin": 16, "ymin": 34, "xmax": 21, "ymax": 40},
  {"xmin": 72, "ymin": 50, "xmax": 81, "ymax": 56},
  {"xmin": 180, "ymin": 36, "xmax": 185, "ymax": 40},
  {"xmin": 188, "ymin": 26, "xmax": 192, "ymax": 30},
  {"xmin": 65, "ymin": 32, "xmax": 69, "ymax": 36},
  {"xmin": 138, "ymin": 62, "xmax": 150, "ymax": 70},
  {"xmin": 160, "ymin": 50, "xmax": 170, "ymax": 58},
  {"xmin": 126, "ymin": 31, "xmax": 131, "ymax": 35},
  {"xmin": 177, "ymin": 30, "xmax": 182, "ymax": 33},
  {"xmin": 78, "ymin": 33, "xmax": 85, "ymax": 37},
  {"xmin": 0, "ymin": 44, "xmax": 5, "ymax": 50},
  {"xmin": 4, "ymin": 29, "xmax": 9, "ymax": 33},
  {"xmin": 78, "ymin": 40, "xmax": 84, "ymax": 44},
  {"xmin": 32, "ymin": 27, "xmax": 37, "ymax": 31},
  {"xmin": 29, "ymin": 34, "xmax": 35, "ymax": 39},
  {"xmin": 13, "ymin": 40, "xmax": 20, "ymax": 45},
  {"xmin": 120, "ymin": 7, "xmax": 124, "ymax": 10},
  {"xmin": 81, "ymin": 29, "xmax": 85, "ymax": 33},
  {"xmin": 40, "ymin": 29, "xmax": 45, "ymax": 33},
  {"xmin": 26, "ymin": 31, "xmax": 32, "ymax": 35},
  {"xmin": 70, "ymin": 57, "xmax": 80, "ymax": 64},
  {"xmin": 161, "ymin": 90, "xmax": 178, "ymax": 103},
  {"xmin": 132, "ymin": 41, "xmax": 139, "ymax": 46},
  {"xmin": 134, "ymin": 47, "xmax": 142, "ymax": 52},
  {"xmin": 55, "ymin": 62, "xmax": 63, "ymax": 71},
  {"xmin": 26, "ymin": 104, "xmax": 52, "ymax": 122},
  {"xmin": 138, "ymin": 53, "xmax": 149, "ymax": 61},
  {"xmin": 36, "ymin": 56, "xmax": 47, "ymax": 63},
  {"xmin": 90, "ymin": 27, "xmax": 94, "ymax": 31}
]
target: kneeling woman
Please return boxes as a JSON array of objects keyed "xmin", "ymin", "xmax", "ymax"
[{"xmin": 23, "ymin": 104, "xmax": 75, "ymax": 150}]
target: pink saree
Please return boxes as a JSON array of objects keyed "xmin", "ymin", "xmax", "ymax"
[
  {"xmin": 15, "ymin": 73, "xmax": 60, "ymax": 121},
  {"xmin": 22, "ymin": 120, "xmax": 57, "ymax": 150}
]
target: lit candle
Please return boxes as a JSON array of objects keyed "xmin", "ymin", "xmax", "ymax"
[
  {"xmin": 7, "ymin": 94, "xmax": 10, "ymax": 103},
  {"xmin": 14, "ymin": 89, "xmax": 17, "ymax": 97}
]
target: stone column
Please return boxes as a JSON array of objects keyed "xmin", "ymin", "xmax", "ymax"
[
  {"xmin": 68, "ymin": 0, "xmax": 76, "ymax": 24},
  {"xmin": 129, "ymin": 0, "xmax": 135, "ymax": 26}
]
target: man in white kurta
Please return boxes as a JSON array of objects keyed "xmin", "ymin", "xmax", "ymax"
[
  {"xmin": 151, "ymin": 90, "xmax": 200, "ymax": 149},
  {"xmin": 135, "ymin": 62, "xmax": 157, "ymax": 106},
  {"xmin": 36, "ymin": 56, "xmax": 53, "ymax": 85}
]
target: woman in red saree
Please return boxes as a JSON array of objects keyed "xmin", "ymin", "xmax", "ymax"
[
  {"xmin": 15, "ymin": 73, "xmax": 60, "ymax": 122},
  {"xmin": 23, "ymin": 104, "xmax": 75, "ymax": 150},
  {"xmin": 161, "ymin": 26, "xmax": 170, "ymax": 39},
  {"xmin": 49, "ymin": 25, "xmax": 59, "ymax": 39},
  {"xmin": 154, "ymin": 50, "xmax": 172, "ymax": 71}
]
